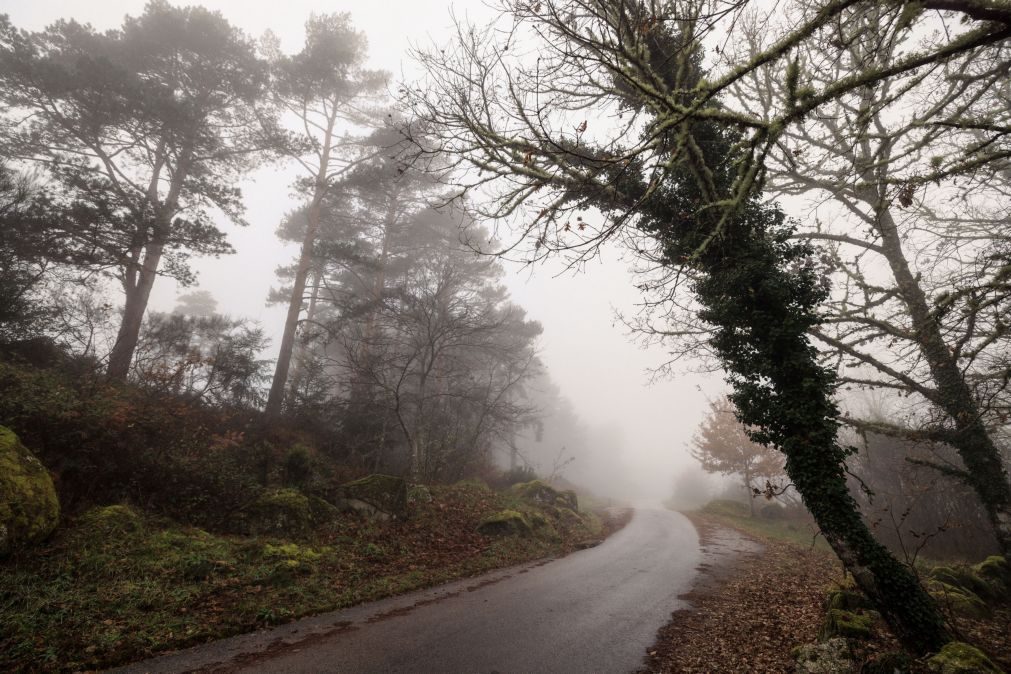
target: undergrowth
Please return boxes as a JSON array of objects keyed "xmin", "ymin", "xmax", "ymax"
[{"xmin": 0, "ymin": 482, "xmax": 604, "ymax": 672}]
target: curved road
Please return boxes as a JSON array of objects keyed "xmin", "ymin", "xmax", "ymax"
[{"xmin": 119, "ymin": 509, "xmax": 729, "ymax": 674}]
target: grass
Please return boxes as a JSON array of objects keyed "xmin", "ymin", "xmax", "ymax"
[
  {"xmin": 0, "ymin": 482, "xmax": 605, "ymax": 672},
  {"xmin": 695, "ymin": 499, "xmax": 832, "ymax": 551}
]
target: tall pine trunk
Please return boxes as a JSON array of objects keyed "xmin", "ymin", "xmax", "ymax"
[
  {"xmin": 266, "ymin": 200, "xmax": 322, "ymax": 416},
  {"xmin": 107, "ymin": 241, "xmax": 164, "ymax": 380},
  {"xmin": 265, "ymin": 109, "xmax": 338, "ymax": 417}
]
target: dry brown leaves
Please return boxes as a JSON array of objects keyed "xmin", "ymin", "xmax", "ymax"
[{"xmin": 640, "ymin": 514, "xmax": 842, "ymax": 673}]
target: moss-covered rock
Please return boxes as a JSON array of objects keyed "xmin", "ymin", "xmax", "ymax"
[
  {"xmin": 510, "ymin": 480, "xmax": 578, "ymax": 510},
  {"xmin": 972, "ymin": 556, "xmax": 1009, "ymax": 598},
  {"xmin": 820, "ymin": 609, "xmax": 874, "ymax": 640},
  {"xmin": 794, "ymin": 637, "xmax": 855, "ymax": 673},
  {"xmin": 0, "ymin": 425, "xmax": 59, "ymax": 556},
  {"xmin": 928, "ymin": 581, "xmax": 990, "ymax": 619},
  {"xmin": 926, "ymin": 642, "xmax": 1001, "ymax": 673},
  {"xmin": 477, "ymin": 510, "xmax": 531, "ymax": 537},
  {"xmin": 973, "ymin": 555, "xmax": 1008, "ymax": 581},
  {"xmin": 240, "ymin": 488, "xmax": 313, "ymax": 537},
  {"xmin": 338, "ymin": 474, "xmax": 407, "ymax": 520},
  {"xmin": 307, "ymin": 495, "xmax": 339, "ymax": 524},
  {"xmin": 825, "ymin": 588, "xmax": 871, "ymax": 611},
  {"xmin": 929, "ymin": 565, "xmax": 996, "ymax": 601}
]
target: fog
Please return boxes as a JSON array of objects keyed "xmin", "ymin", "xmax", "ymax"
[{"xmin": 2, "ymin": 0, "xmax": 727, "ymax": 504}]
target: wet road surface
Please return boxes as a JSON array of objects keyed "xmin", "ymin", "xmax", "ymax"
[{"xmin": 117, "ymin": 509, "xmax": 743, "ymax": 674}]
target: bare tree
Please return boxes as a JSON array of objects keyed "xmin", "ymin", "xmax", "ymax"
[
  {"xmin": 691, "ymin": 397, "xmax": 788, "ymax": 516},
  {"xmin": 715, "ymin": 4, "xmax": 1011, "ymax": 554}
]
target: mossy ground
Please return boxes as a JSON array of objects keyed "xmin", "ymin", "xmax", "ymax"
[{"xmin": 0, "ymin": 482, "xmax": 607, "ymax": 672}]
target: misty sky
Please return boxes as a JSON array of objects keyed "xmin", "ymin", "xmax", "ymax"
[{"xmin": 1, "ymin": 0, "xmax": 728, "ymax": 502}]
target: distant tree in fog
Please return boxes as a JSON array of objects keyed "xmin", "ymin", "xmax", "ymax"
[
  {"xmin": 691, "ymin": 397, "xmax": 787, "ymax": 517},
  {"xmin": 132, "ymin": 312, "xmax": 270, "ymax": 407},
  {"xmin": 173, "ymin": 291, "xmax": 219, "ymax": 318}
]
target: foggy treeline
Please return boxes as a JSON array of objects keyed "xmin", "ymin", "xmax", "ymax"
[
  {"xmin": 2, "ymin": 0, "xmax": 1009, "ymax": 551},
  {"xmin": 0, "ymin": 5, "xmax": 612, "ymax": 488},
  {"xmin": 1, "ymin": 2, "xmax": 1010, "ymax": 651}
]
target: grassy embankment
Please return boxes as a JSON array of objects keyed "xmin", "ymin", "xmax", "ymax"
[
  {"xmin": 694, "ymin": 498, "xmax": 831, "ymax": 551},
  {"xmin": 1, "ymin": 481, "xmax": 612, "ymax": 672}
]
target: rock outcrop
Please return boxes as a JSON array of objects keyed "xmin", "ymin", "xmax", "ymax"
[
  {"xmin": 477, "ymin": 509, "xmax": 531, "ymax": 537},
  {"xmin": 510, "ymin": 480, "xmax": 578, "ymax": 510},
  {"xmin": 0, "ymin": 425, "xmax": 59, "ymax": 556},
  {"xmin": 337, "ymin": 474, "xmax": 408, "ymax": 521}
]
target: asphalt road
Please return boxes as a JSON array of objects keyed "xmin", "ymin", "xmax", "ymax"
[{"xmin": 117, "ymin": 509, "xmax": 719, "ymax": 674}]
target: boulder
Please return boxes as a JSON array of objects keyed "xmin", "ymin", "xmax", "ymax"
[
  {"xmin": 927, "ymin": 642, "xmax": 1000, "ymax": 673},
  {"xmin": 337, "ymin": 474, "xmax": 408, "ymax": 521},
  {"xmin": 510, "ymin": 480, "xmax": 578, "ymax": 510},
  {"xmin": 477, "ymin": 510, "xmax": 531, "ymax": 537},
  {"xmin": 928, "ymin": 581, "xmax": 990, "ymax": 619},
  {"xmin": 241, "ymin": 488, "xmax": 313, "ymax": 537},
  {"xmin": 929, "ymin": 564, "xmax": 996, "ymax": 601},
  {"xmin": 820, "ymin": 609, "xmax": 875, "ymax": 640},
  {"xmin": 794, "ymin": 637, "xmax": 855, "ymax": 673},
  {"xmin": 972, "ymin": 556, "xmax": 1009, "ymax": 598},
  {"xmin": 0, "ymin": 425, "xmax": 59, "ymax": 556},
  {"xmin": 825, "ymin": 588, "xmax": 871, "ymax": 612}
]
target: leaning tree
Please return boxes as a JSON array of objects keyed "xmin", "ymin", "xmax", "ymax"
[
  {"xmin": 719, "ymin": 3, "xmax": 1011, "ymax": 556},
  {"xmin": 397, "ymin": 0, "xmax": 1011, "ymax": 651}
]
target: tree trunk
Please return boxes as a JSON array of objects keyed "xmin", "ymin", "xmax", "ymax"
[
  {"xmin": 266, "ymin": 199, "xmax": 323, "ymax": 416},
  {"xmin": 286, "ymin": 269, "xmax": 320, "ymax": 400},
  {"xmin": 107, "ymin": 241, "xmax": 164, "ymax": 380},
  {"xmin": 874, "ymin": 202, "xmax": 1011, "ymax": 557},
  {"xmin": 684, "ymin": 198, "xmax": 951, "ymax": 654},
  {"xmin": 789, "ymin": 431, "xmax": 949, "ymax": 651},
  {"xmin": 266, "ymin": 109, "xmax": 338, "ymax": 417},
  {"xmin": 743, "ymin": 464, "xmax": 756, "ymax": 517}
]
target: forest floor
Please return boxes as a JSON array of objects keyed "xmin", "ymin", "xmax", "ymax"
[
  {"xmin": 640, "ymin": 510, "xmax": 843, "ymax": 673},
  {"xmin": 641, "ymin": 506, "xmax": 1011, "ymax": 673},
  {"xmin": 0, "ymin": 483, "xmax": 630, "ymax": 673}
]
